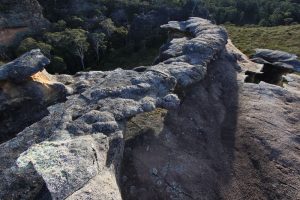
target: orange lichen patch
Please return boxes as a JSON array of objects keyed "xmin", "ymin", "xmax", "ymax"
[
  {"xmin": 30, "ymin": 71, "xmax": 53, "ymax": 85},
  {"xmin": 0, "ymin": 27, "xmax": 29, "ymax": 45},
  {"xmin": 29, "ymin": 71, "xmax": 60, "ymax": 102},
  {"xmin": 0, "ymin": 71, "xmax": 60, "ymax": 103}
]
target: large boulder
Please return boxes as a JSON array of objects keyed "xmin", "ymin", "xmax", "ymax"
[
  {"xmin": 0, "ymin": 49, "xmax": 50, "ymax": 82},
  {"xmin": 0, "ymin": 49, "xmax": 71, "ymax": 143},
  {"xmin": 0, "ymin": 18, "xmax": 228, "ymax": 199},
  {"xmin": 0, "ymin": 0, "xmax": 49, "ymax": 46},
  {"xmin": 251, "ymin": 48, "xmax": 300, "ymax": 72}
]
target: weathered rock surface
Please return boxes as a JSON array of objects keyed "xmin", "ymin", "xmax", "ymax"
[
  {"xmin": 0, "ymin": 18, "xmax": 227, "ymax": 200},
  {"xmin": 0, "ymin": 49, "xmax": 70, "ymax": 143},
  {"xmin": 0, "ymin": 17, "xmax": 299, "ymax": 200},
  {"xmin": 0, "ymin": 0, "xmax": 48, "ymax": 28},
  {"xmin": 122, "ymin": 44, "xmax": 300, "ymax": 199},
  {"xmin": 0, "ymin": 0, "xmax": 49, "ymax": 45},
  {"xmin": 246, "ymin": 49, "xmax": 300, "ymax": 85},
  {"xmin": 0, "ymin": 49, "xmax": 50, "ymax": 81},
  {"xmin": 251, "ymin": 48, "xmax": 300, "ymax": 72}
]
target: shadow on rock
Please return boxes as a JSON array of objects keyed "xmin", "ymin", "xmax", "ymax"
[{"xmin": 121, "ymin": 50, "xmax": 239, "ymax": 200}]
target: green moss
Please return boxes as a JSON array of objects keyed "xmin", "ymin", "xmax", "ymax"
[{"xmin": 225, "ymin": 24, "xmax": 300, "ymax": 57}]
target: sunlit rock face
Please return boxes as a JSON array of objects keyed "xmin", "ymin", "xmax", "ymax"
[{"xmin": 0, "ymin": 17, "xmax": 299, "ymax": 200}]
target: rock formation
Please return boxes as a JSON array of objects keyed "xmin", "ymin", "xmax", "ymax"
[
  {"xmin": 0, "ymin": 18, "xmax": 299, "ymax": 200},
  {"xmin": 246, "ymin": 49, "xmax": 300, "ymax": 85},
  {"xmin": 0, "ymin": 0, "xmax": 49, "ymax": 45},
  {"xmin": 0, "ymin": 0, "xmax": 48, "ymax": 29},
  {"xmin": 0, "ymin": 49, "xmax": 70, "ymax": 143}
]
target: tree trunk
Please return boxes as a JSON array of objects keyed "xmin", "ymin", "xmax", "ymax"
[
  {"xmin": 80, "ymin": 56, "xmax": 85, "ymax": 70},
  {"xmin": 95, "ymin": 47, "xmax": 99, "ymax": 64}
]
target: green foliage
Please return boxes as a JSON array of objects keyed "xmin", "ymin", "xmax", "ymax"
[
  {"xmin": 101, "ymin": 46, "xmax": 159, "ymax": 70},
  {"xmin": 89, "ymin": 32, "xmax": 107, "ymax": 62},
  {"xmin": 17, "ymin": 38, "xmax": 52, "ymax": 57},
  {"xmin": 68, "ymin": 16, "xmax": 85, "ymax": 28},
  {"xmin": 204, "ymin": 0, "xmax": 300, "ymax": 26},
  {"xmin": 99, "ymin": 18, "xmax": 117, "ymax": 36},
  {"xmin": 47, "ymin": 56, "xmax": 67, "ymax": 74},
  {"xmin": 45, "ymin": 29, "xmax": 89, "ymax": 70},
  {"xmin": 225, "ymin": 24, "xmax": 300, "ymax": 56},
  {"xmin": 53, "ymin": 20, "xmax": 67, "ymax": 31}
]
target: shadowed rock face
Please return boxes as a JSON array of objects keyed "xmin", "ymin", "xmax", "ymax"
[
  {"xmin": 0, "ymin": 0, "xmax": 49, "ymax": 29},
  {"xmin": 0, "ymin": 17, "xmax": 300, "ymax": 200},
  {"xmin": 246, "ymin": 49, "xmax": 300, "ymax": 85},
  {"xmin": 0, "ymin": 49, "xmax": 50, "ymax": 82},
  {"xmin": 251, "ymin": 49, "xmax": 300, "ymax": 72},
  {"xmin": 0, "ymin": 0, "xmax": 49, "ymax": 46},
  {"xmin": 0, "ymin": 50, "xmax": 70, "ymax": 143}
]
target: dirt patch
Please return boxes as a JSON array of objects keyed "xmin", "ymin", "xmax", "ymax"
[{"xmin": 0, "ymin": 27, "xmax": 28, "ymax": 45}]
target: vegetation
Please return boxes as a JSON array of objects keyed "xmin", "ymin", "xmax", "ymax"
[
  {"xmin": 2, "ymin": 0, "xmax": 299, "ymax": 73},
  {"xmin": 100, "ymin": 47, "xmax": 159, "ymax": 70},
  {"xmin": 204, "ymin": 0, "xmax": 300, "ymax": 26},
  {"xmin": 225, "ymin": 24, "xmax": 300, "ymax": 56},
  {"xmin": 17, "ymin": 38, "xmax": 52, "ymax": 57}
]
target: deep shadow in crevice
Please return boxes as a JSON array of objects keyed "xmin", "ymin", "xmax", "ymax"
[
  {"xmin": 120, "ymin": 50, "xmax": 240, "ymax": 199},
  {"xmin": 34, "ymin": 183, "xmax": 52, "ymax": 200},
  {"xmin": 0, "ymin": 81, "xmax": 68, "ymax": 144},
  {"xmin": 245, "ymin": 64, "xmax": 294, "ymax": 86}
]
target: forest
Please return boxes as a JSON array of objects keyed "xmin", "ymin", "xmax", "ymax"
[{"xmin": 203, "ymin": 0, "xmax": 300, "ymax": 26}]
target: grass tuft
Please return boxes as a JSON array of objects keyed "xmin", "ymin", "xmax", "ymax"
[{"xmin": 225, "ymin": 24, "xmax": 300, "ymax": 57}]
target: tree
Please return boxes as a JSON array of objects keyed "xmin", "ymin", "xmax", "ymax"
[
  {"xmin": 17, "ymin": 37, "xmax": 52, "ymax": 57},
  {"xmin": 100, "ymin": 18, "xmax": 116, "ymax": 36},
  {"xmin": 64, "ymin": 29, "xmax": 89, "ymax": 70},
  {"xmin": 45, "ymin": 29, "xmax": 89, "ymax": 70},
  {"xmin": 47, "ymin": 56, "xmax": 67, "ymax": 74},
  {"xmin": 89, "ymin": 32, "xmax": 107, "ymax": 63},
  {"xmin": 53, "ymin": 20, "xmax": 67, "ymax": 31}
]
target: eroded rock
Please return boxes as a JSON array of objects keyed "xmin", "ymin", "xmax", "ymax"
[
  {"xmin": 1, "ymin": 17, "xmax": 299, "ymax": 200},
  {"xmin": 0, "ymin": 17, "xmax": 228, "ymax": 199}
]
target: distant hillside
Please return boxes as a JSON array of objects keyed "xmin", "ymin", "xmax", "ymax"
[
  {"xmin": 204, "ymin": 0, "xmax": 300, "ymax": 26},
  {"xmin": 225, "ymin": 24, "xmax": 300, "ymax": 57}
]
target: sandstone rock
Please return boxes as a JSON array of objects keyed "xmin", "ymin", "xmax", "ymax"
[
  {"xmin": 0, "ymin": 49, "xmax": 50, "ymax": 82},
  {"xmin": 0, "ymin": 0, "xmax": 49, "ymax": 29},
  {"xmin": 0, "ymin": 50, "xmax": 70, "ymax": 143},
  {"xmin": 1, "ymin": 17, "xmax": 299, "ymax": 200},
  {"xmin": 0, "ymin": 0, "xmax": 49, "ymax": 46},
  {"xmin": 0, "ymin": 17, "xmax": 228, "ymax": 199},
  {"xmin": 251, "ymin": 48, "xmax": 300, "ymax": 72}
]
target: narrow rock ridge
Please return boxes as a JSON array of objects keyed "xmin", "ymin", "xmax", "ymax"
[{"xmin": 0, "ymin": 18, "xmax": 227, "ymax": 199}]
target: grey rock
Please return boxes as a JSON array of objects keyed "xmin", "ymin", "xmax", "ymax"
[
  {"xmin": 0, "ymin": 0, "xmax": 49, "ymax": 29},
  {"xmin": 251, "ymin": 48, "xmax": 300, "ymax": 72},
  {"xmin": 0, "ymin": 50, "xmax": 70, "ymax": 143},
  {"xmin": 0, "ymin": 18, "xmax": 228, "ymax": 200},
  {"xmin": 0, "ymin": 49, "xmax": 50, "ymax": 81}
]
